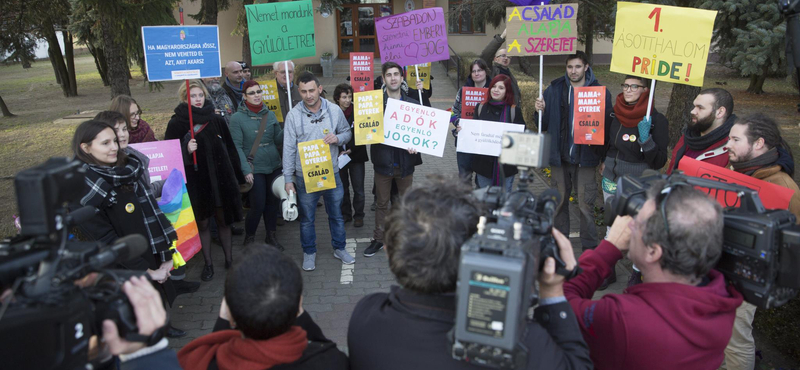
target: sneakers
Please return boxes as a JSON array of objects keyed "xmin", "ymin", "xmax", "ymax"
[
  {"xmin": 353, "ymin": 218, "xmax": 364, "ymax": 228},
  {"xmin": 363, "ymin": 240, "xmax": 384, "ymax": 257},
  {"xmin": 334, "ymin": 249, "xmax": 355, "ymax": 264},
  {"xmin": 201, "ymin": 264, "xmax": 214, "ymax": 281},
  {"xmin": 303, "ymin": 253, "xmax": 316, "ymax": 271}
]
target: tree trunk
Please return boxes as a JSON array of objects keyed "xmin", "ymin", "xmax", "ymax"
[
  {"xmin": 746, "ymin": 68, "xmax": 768, "ymax": 94},
  {"xmin": 64, "ymin": 31, "xmax": 77, "ymax": 96},
  {"xmin": 44, "ymin": 27, "xmax": 75, "ymax": 97},
  {"xmin": 88, "ymin": 45, "xmax": 110, "ymax": 86},
  {"xmin": 48, "ymin": 47, "xmax": 63, "ymax": 85},
  {"xmin": 583, "ymin": 15, "xmax": 594, "ymax": 65},
  {"xmin": 0, "ymin": 95, "xmax": 15, "ymax": 117},
  {"xmin": 242, "ymin": 0, "xmax": 254, "ymax": 66},
  {"xmin": 202, "ymin": 0, "xmax": 218, "ymax": 25},
  {"xmin": 100, "ymin": 11, "xmax": 131, "ymax": 98},
  {"xmin": 665, "ymin": 84, "xmax": 701, "ymax": 149}
]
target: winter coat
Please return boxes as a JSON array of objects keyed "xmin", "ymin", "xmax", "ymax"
[
  {"xmin": 599, "ymin": 108, "xmax": 669, "ymax": 181},
  {"xmin": 338, "ymin": 104, "xmax": 369, "ymax": 164},
  {"xmin": 470, "ymin": 102, "xmax": 526, "ymax": 179},
  {"xmin": 537, "ymin": 67, "xmax": 613, "ymax": 167},
  {"xmin": 564, "ymin": 241, "xmax": 743, "ymax": 370},
  {"xmin": 667, "ymin": 114, "xmax": 739, "ymax": 174},
  {"xmin": 164, "ymin": 102, "xmax": 244, "ymax": 225},
  {"xmin": 451, "ymin": 76, "xmax": 491, "ymax": 121},
  {"xmin": 370, "ymin": 92, "xmax": 423, "ymax": 178},
  {"xmin": 276, "ymin": 79, "xmax": 302, "ymax": 126},
  {"xmin": 229, "ymin": 103, "xmax": 284, "ymax": 176},
  {"xmin": 750, "ymin": 164, "xmax": 800, "ymax": 223},
  {"xmin": 479, "ymin": 34, "xmax": 521, "ymax": 105}
]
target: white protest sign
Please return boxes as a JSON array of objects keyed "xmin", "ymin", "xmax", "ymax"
[
  {"xmin": 456, "ymin": 119, "xmax": 526, "ymax": 156},
  {"xmin": 382, "ymin": 98, "xmax": 450, "ymax": 157}
]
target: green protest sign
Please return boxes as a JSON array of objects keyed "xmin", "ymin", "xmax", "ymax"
[{"xmin": 245, "ymin": 0, "xmax": 316, "ymax": 66}]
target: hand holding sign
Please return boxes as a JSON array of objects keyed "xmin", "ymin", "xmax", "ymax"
[{"xmin": 382, "ymin": 98, "xmax": 450, "ymax": 157}]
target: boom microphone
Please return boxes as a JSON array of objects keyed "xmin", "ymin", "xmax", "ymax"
[{"xmin": 89, "ymin": 234, "xmax": 148, "ymax": 269}]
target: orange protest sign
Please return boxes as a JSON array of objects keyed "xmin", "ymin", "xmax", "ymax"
[
  {"xmin": 572, "ymin": 86, "xmax": 605, "ymax": 145},
  {"xmin": 460, "ymin": 87, "xmax": 488, "ymax": 120}
]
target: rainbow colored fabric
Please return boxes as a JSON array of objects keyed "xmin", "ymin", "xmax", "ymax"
[{"xmin": 158, "ymin": 169, "xmax": 201, "ymax": 263}]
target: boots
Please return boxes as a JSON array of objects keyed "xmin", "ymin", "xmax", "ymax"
[{"xmin": 265, "ymin": 230, "xmax": 285, "ymax": 252}]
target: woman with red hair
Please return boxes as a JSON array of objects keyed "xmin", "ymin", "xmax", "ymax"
[{"xmin": 470, "ymin": 74, "xmax": 525, "ymax": 191}]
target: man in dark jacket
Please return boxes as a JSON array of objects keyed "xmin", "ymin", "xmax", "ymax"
[
  {"xmin": 274, "ymin": 60, "xmax": 302, "ymax": 129},
  {"xmin": 563, "ymin": 183, "xmax": 743, "ymax": 370},
  {"xmin": 348, "ymin": 176, "xmax": 592, "ymax": 370},
  {"xmin": 479, "ymin": 29, "xmax": 521, "ymax": 105},
  {"xmin": 222, "ymin": 60, "xmax": 244, "ymax": 111},
  {"xmin": 362, "ymin": 61, "xmax": 425, "ymax": 257},
  {"xmin": 535, "ymin": 51, "xmax": 612, "ymax": 252}
]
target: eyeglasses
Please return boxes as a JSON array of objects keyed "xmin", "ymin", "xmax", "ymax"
[
  {"xmin": 471, "ymin": 69, "xmax": 485, "ymax": 74},
  {"xmin": 496, "ymin": 54, "xmax": 508, "ymax": 59},
  {"xmin": 130, "ymin": 111, "xmax": 141, "ymax": 119},
  {"xmin": 621, "ymin": 84, "xmax": 644, "ymax": 91},
  {"xmin": 245, "ymin": 90, "xmax": 264, "ymax": 96},
  {"xmin": 278, "ymin": 70, "xmax": 295, "ymax": 75}
]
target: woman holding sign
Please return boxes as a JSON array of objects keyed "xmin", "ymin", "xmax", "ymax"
[
  {"xmin": 230, "ymin": 80, "xmax": 285, "ymax": 250},
  {"xmin": 471, "ymin": 75, "xmax": 525, "ymax": 192},
  {"xmin": 451, "ymin": 59, "xmax": 492, "ymax": 181},
  {"xmin": 165, "ymin": 80, "xmax": 245, "ymax": 282}
]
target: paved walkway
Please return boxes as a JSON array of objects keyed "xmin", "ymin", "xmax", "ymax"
[{"xmin": 167, "ymin": 61, "xmax": 632, "ymax": 351}]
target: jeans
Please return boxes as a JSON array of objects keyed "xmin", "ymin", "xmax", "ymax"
[
  {"xmin": 475, "ymin": 173, "xmax": 515, "ymax": 193},
  {"xmin": 295, "ymin": 172, "xmax": 346, "ymax": 254},
  {"xmin": 245, "ymin": 169, "xmax": 281, "ymax": 236},
  {"xmin": 340, "ymin": 162, "xmax": 366, "ymax": 220},
  {"xmin": 551, "ymin": 163, "xmax": 599, "ymax": 249},
  {"xmin": 373, "ymin": 172, "xmax": 414, "ymax": 242}
]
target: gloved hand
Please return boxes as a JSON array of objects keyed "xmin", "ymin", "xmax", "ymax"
[{"xmin": 637, "ymin": 117, "xmax": 652, "ymax": 142}]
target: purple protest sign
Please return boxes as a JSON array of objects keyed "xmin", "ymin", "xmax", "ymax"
[
  {"xmin": 129, "ymin": 139, "xmax": 186, "ymax": 184},
  {"xmin": 509, "ymin": 0, "xmax": 549, "ymax": 5},
  {"xmin": 375, "ymin": 8, "xmax": 449, "ymax": 67}
]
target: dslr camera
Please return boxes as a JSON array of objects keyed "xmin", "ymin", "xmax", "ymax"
[
  {"xmin": 0, "ymin": 158, "xmax": 158, "ymax": 370},
  {"xmin": 450, "ymin": 131, "xmax": 579, "ymax": 368},
  {"xmin": 607, "ymin": 171, "xmax": 800, "ymax": 309}
]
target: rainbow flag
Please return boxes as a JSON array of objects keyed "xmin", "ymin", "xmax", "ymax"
[{"xmin": 158, "ymin": 169, "xmax": 201, "ymax": 262}]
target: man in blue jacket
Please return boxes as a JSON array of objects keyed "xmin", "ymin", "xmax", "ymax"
[{"xmin": 535, "ymin": 51, "xmax": 613, "ymax": 261}]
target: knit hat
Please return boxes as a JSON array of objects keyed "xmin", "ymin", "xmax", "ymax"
[{"xmin": 242, "ymin": 80, "xmax": 260, "ymax": 92}]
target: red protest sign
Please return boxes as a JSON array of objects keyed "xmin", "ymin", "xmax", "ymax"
[
  {"xmin": 573, "ymin": 86, "xmax": 606, "ymax": 145},
  {"xmin": 350, "ymin": 52, "xmax": 374, "ymax": 92},
  {"xmin": 678, "ymin": 157, "xmax": 794, "ymax": 209},
  {"xmin": 460, "ymin": 87, "xmax": 488, "ymax": 120}
]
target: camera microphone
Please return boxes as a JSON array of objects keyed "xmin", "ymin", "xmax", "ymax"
[
  {"xmin": 67, "ymin": 206, "xmax": 97, "ymax": 227},
  {"xmin": 89, "ymin": 234, "xmax": 148, "ymax": 269}
]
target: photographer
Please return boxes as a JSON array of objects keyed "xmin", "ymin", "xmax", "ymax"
[
  {"xmin": 347, "ymin": 176, "xmax": 592, "ymax": 370},
  {"xmin": 563, "ymin": 184, "xmax": 743, "ymax": 369}
]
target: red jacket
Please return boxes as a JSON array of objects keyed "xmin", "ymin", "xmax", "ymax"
[
  {"xmin": 564, "ymin": 241, "xmax": 743, "ymax": 370},
  {"xmin": 667, "ymin": 134, "xmax": 730, "ymax": 174}
]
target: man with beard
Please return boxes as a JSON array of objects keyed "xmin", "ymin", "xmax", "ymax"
[
  {"xmin": 240, "ymin": 61, "xmax": 251, "ymax": 81},
  {"xmin": 202, "ymin": 77, "xmax": 235, "ymax": 125},
  {"xmin": 479, "ymin": 29, "xmax": 521, "ymax": 105},
  {"xmin": 667, "ymin": 88, "xmax": 736, "ymax": 173},
  {"xmin": 222, "ymin": 60, "xmax": 245, "ymax": 110}
]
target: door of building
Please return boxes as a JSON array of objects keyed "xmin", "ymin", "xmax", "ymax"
[{"xmin": 337, "ymin": 3, "xmax": 392, "ymax": 59}]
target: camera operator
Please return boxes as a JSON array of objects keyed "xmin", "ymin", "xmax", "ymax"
[
  {"xmin": 720, "ymin": 113, "xmax": 800, "ymax": 370},
  {"xmin": 563, "ymin": 183, "xmax": 743, "ymax": 370},
  {"xmin": 347, "ymin": 176, "xmax": 592, "ymax": 370}
]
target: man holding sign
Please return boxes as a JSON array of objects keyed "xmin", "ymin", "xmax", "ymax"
[{"xmin": 283, "ymin": 72, "xmax": 354, "ymax": 271}]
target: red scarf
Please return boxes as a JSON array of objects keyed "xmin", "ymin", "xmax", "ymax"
[
  {"xmin": 245, "ymin": 100, "xmax": 264, "ymax": 114},
  {"xmin": 177, "ymin": 327, "xmax": 308, "ymax": 370},
  {"xmin": 613, "ymin": 93, "xmax": 651, "ymax": 128}
]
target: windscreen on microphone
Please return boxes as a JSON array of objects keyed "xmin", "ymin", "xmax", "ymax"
[
  {"xmin": 89, "ymin": 234, "xmax": 148, "ymax": 269},
  {"xmin": 539, "ymin": 188, "xmax": 562, "ymax": 206},
  {"xmin": 67, "ymin": 206, "xmax": 97, "ymax": 226}
]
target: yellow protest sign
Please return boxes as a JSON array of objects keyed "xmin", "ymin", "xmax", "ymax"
[
  {"xmin": 298, "ymin": 139, "xmax": 336, "ymax": 193},
  {"xmin": 405, "ymin": 63, "xmax": 431, "ymax": 90},
  {"xmin": 505, "ymin": 4, "xmax": 579, "ymax": 56},
  {"xmin": 353, "ymin": 90, "xmax": 384, "ymax": 145},
  {"xmin": 257, "ymin": 79, "xmax": 284, "ymax": 122},
  {"xmin": 610, "ymin": 2, "xmax": 717, "ymax": 87}
]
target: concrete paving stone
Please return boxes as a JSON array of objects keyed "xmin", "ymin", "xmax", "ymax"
[
  {"xmin": 190, "ymin": 312, "xmax": 221, "ymax": 321},
  {"xmin": 302, "ymin": 303, "xmax": 334, "ymax": 312},
  {"xmin": 174, "ymin": 303, "xmax": 214, "ymax": 314},
  {"xmin": 171, "ymin": 320, "xmax": 203, "ymax": 330},
  {"xmin": 349, "ymin": 281, "xmax": 381, "ymax": 289},
  {"xmin": 320, "ymin": 295, "xmax": 351, "ymax": 304},
  {"xmin": 300, "ymin": 295, "xmax": 320, "ymax": 304},
  {"xmin": 202, "ymin": 320, "xmax": 218, "ymax": 330},
  {"xmin": 335, "ymin": 287, "xmax": 366, "ymax": 296}
]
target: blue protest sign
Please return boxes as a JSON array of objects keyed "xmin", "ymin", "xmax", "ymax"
[{"xmin": 141, "ymin": 26, "xmax": 221, "ymax": 82}]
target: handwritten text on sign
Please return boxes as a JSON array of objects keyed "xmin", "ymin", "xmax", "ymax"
[
  {"xmin": 382, "ymin": 98, "xmax": 450, "ymax": 157},
  {"xmin": 572, "ymin": 86, "xmax": 606, "ymax": 145},
  {"xmin": 375, "ymin": 8, "xmax": 449, "ymax": 66},
  {"xmin": 245, "ymin": 0, "xmax": 316, "ymax": 66},
  {"xmin": 257, "ymin": 79, "xmax": 284, "ymax": 122},
  {"xmin": 141, "ymin": 26, "xmax": 221, "ymax": 81},
  {"xmin": 298, "ymin": 139, "xmax": 336, "ymax": 193},
  {"xmin": 460, "ymin": 87, "xmax": 488, "ymax": 120},
  {"xmin": 506, "ymin": 4, "xmax": 579, "ymax": 56},
  {"xmin": 456, "ymin": 119, "xmax": 526, "ymax": 156},
  {"xmin": 678, "ymin": 157, "xmax": 794, "ymax": 209},
  {"xmin": 350, "ymin": 52, "xmax": 374, "ymax": 92},
  {"xmin": 610, "ymin": 2, "xmax": 717, "ymax": 87},
  {"xmin": 354, "ymin": 90, "xmax": 385, "ymax": 145}
]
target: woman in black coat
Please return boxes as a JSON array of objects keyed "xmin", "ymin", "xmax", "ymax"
[
  {"xmin": 333, "ymin": 83, "xmax": 369, "ymax": 227},
  {"xmin": 164, "ymin": 80, "xmax": 245, "ymax": 281},
  {"xmin": 469, "ymin": 74, "xmax": 526, "ymax": 192}
]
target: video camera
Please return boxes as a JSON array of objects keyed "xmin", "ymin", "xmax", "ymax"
[
  {"xmin": 450, "ymin": 131, "xmax": 579, "ymax": 368},
  {"xmin": 0, "ymin": 158, "xmax": 155, "ymax": 370},
  {"xmin": 606, "ymin": 171, "xmax": 800, "ymax": 309}
]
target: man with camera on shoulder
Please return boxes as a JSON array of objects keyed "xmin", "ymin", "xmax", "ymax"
[
  {"xmin": 347, "ymin": 176, "xmax": 593, "ymax": 370},
  {"xmin": 563, "ymin": 183, "xmax": 743, "ymax": 370}
]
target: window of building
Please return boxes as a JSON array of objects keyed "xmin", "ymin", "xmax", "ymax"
[{"xmin": 448, "ymin": 1, "xmax": 485, "ymax": 34}]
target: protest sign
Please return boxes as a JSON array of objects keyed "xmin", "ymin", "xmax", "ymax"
[
  {"xmin": 354, "ymin": 90, "xmax": 385, "ymax": 145},
  {"xmin": 382, "ymin": 98, "xmax": 450, "ymax": 157},
  {"xmin": 245, "ymin": 0, "xmax": 316, "ymax": 66},
  {"xmin": 350, "ymin": 52, "xmax": 374, "ymax": 92},
  {"xmin": 610, "ymin": 2, "xmax": 717, "ymax": 87},
  {"xmin": 141, "ymin": 26, "xmax": 221, "ymax": 81},
  {"xmin": 158, "ymin": 169, "xmax": 201, "ymax": 263},
  {"xmin": 256, "ymin": 79, "xmax": 284, "ymax": 122},
  {"xmin": 456, "ymin": 119, "xmax": 526, "ymax": 156},
  {"xmin": 505, "ymin": 4, "xmax": 579, "ymax": 56},
  {"xmin": 406, "ymin": 63, "xmax": 431, "ymax": 90},
  {"xmin": 298, "ymin": 139, "xmax": 336, "ymax": 193},
  {"xmin": 572, "ymin": 86, "xmax": 606, "ymax": 145},
  {"xmin": 129, "ymin": 139, "xmax": 186, "ymax": 183},
  {"xmin": 460, "ymin": 87, "xmax": 488, "ymax": 120},
  {"xmin": 375, "ymin": 8, "xmax": 449, "ymax": 66},
  {"xmin": 678, "ymin": 157, "xmax": 794, "ymax": 209}
]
